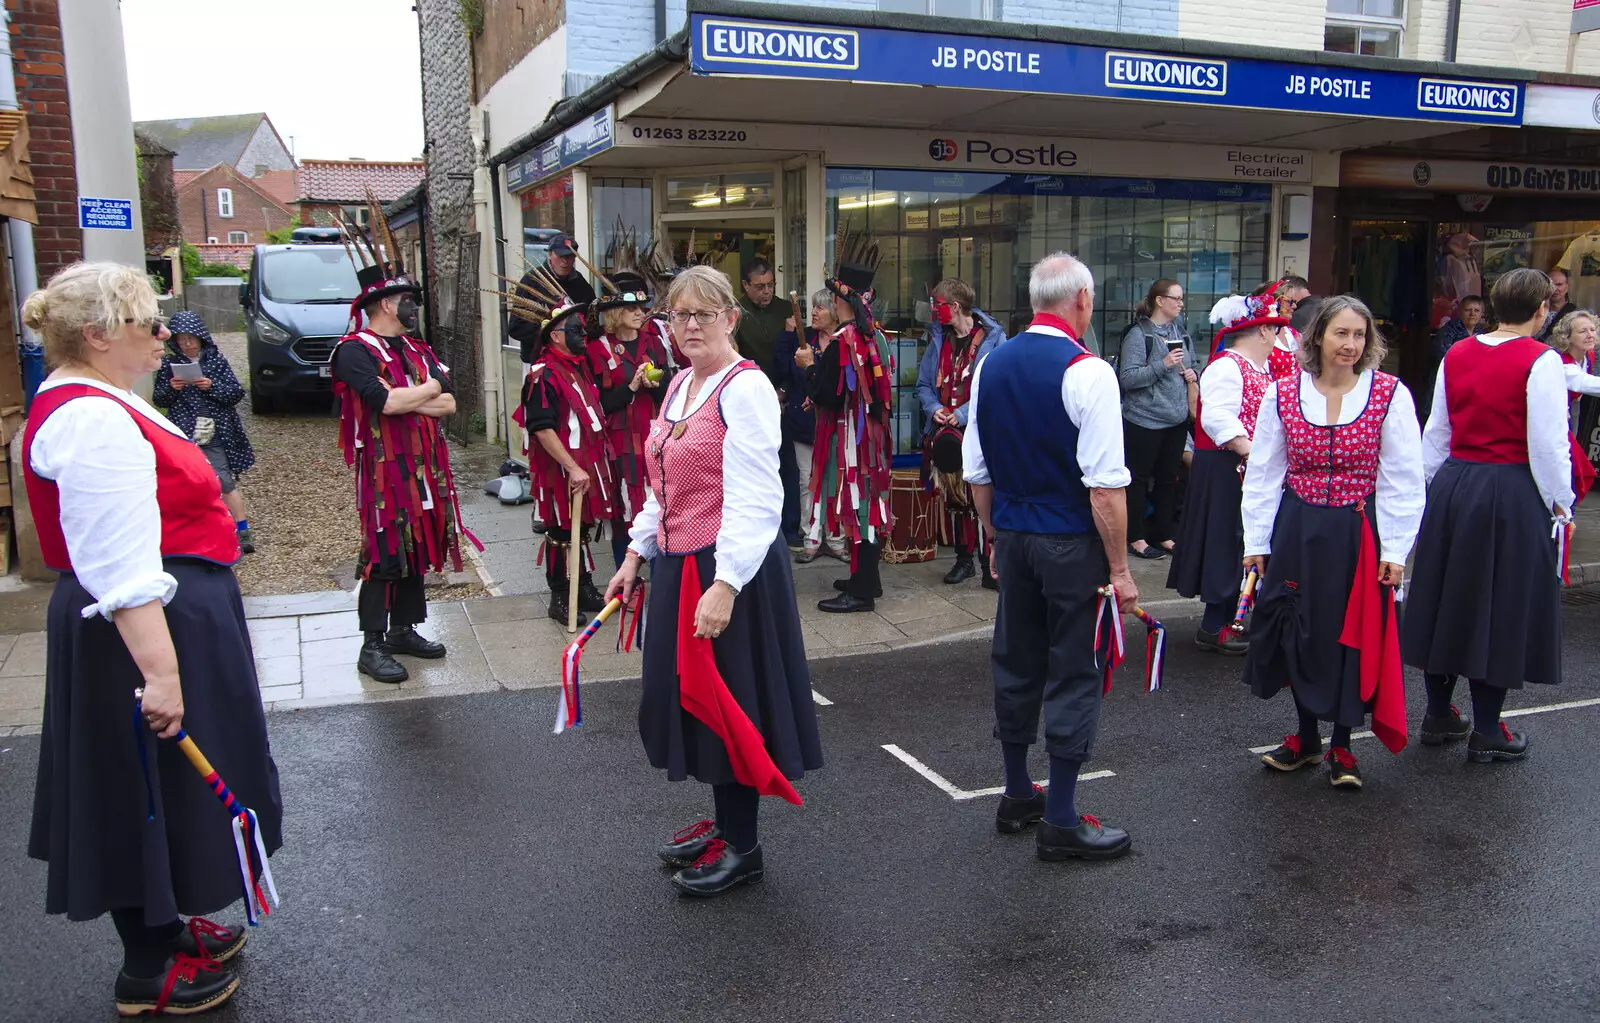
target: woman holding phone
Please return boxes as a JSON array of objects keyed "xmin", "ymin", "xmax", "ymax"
[{"xmin": 1119, "ymin": 279, "xmax": 1199, "ymax": 560}]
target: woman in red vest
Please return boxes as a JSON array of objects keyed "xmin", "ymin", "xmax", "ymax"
[
  {"xmin": 606, "ymin": 265, "xmax": 821, "ymax": 898},
  {"xmin": 1405, "ymin": 268, "xmax": 1573, "ymax": 763},
  {"xmin": 21, "ymin": 263, "xmax": 280, "ymax": 1015},
  {"xmin": 1241, "ymin": 296, "xmax": 1423, "ymax": 790}
]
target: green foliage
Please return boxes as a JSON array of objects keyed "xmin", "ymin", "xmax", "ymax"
[
  {"xmin": 180, "ymin": 242, "xmax": 245, "ymax": 284},
  {"xmin": 457, "ymin": 0, "xmax": 483, "ymax": 35},
  {"xmin": 264, "ymin": 217, "xmax": 303, "ymax": 245}
]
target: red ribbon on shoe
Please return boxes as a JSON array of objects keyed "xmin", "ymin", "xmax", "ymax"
[
  {"xmin": 676, "ymin": 557, "xmax": 803, "ymax": 805},
  {"xmin": 1338, "ymin": 509, "xmax": 1407, "ymax": 754}
]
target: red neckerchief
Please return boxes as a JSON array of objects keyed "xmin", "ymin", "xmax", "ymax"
[
  {"xmin": 937, "ymin": 325, "xmax": 984, "ymax": 407},
  {"xmin": 1027, "ymin": 313, "xmax": 1080, "ymax": 340}
]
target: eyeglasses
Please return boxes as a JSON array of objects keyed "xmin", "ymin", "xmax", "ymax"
[
  {"xmin": 746, "ymin": 281, "xmax": 776, "ymax": 291},
  {"xmin": 124, "ymin": 317, "xmax": 167, "ymax": 336},
  {"xmin": 668, "ymin": 309, "xmax": 725, "ymax": 326},
  {"xmin": 1160, "ymin": 294, "xmax": 1184, "ymax": 303}
]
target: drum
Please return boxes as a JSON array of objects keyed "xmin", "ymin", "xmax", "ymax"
[{"xmin": 884, "ymin": 468, "xmax": 939, "ymax": 564}]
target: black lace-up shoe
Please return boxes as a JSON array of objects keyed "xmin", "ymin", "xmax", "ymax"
[
  {"xmin": 658, "ymin": 819, "xmax": 721, "ymax": 868},
  {"xmin": 671, "ymin": 840, "xmax": 765, "ymax": 897},
  {"xmin": 1419, "ymin": 705, "xmax": 1472, "ymax": 746},
  {"xmin": 357, "ymin": 637, "xmax": 408, "ymax": 684},
  {"xmin": 1326, "ymin": 747, "xmax": 1363, "ymax": 790},
  {"xmin": 818, "ymin": 592, "xmax": 875, "ymax": 613},
  {"xmin": 1035, "ymin": 814, "xmax": 1131, "ymax": 861},
  {"xmin": 1195, "ymin": 627, "xmax": 1248, "ymax": 654},
  {"xmin": 171, "ymin": 917, "xmax": 246, "ymax": 964},
  {"xmin": 944, "ymin": 557, "xmax": 976, "ymax": 585},
  {"xmin": 1260, "ymin": 734, "xmax": 1321, "ymax": 771},
  {"xmin": 995, "ymin": 784, "xmax": 1047, "ymax": 834},
  {"xmin": 114, "ymin": 955, "xmax": 238, "ymax": 1017},
  {"xmin": 577, "ymin": 576, "xmax": 607, "ymax": 613},
  {"xmin": 1467, "ymin": 723, "xmax": 1530, "ymax": 763},
  {"xmin": 385, "ymin": 626, "xmax": 446, "ymax": 659}
]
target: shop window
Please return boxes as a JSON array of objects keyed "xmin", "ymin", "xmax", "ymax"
[
  {"xmin": 826, "ymin": 168, "xmax": 1271, "ymax": 457},
  {"xmin": 665, "ymin": 171, "xmax": 774, "ymax": 214},
  {"xmin": 591, "ymin": 176, "xmax": 653, "ymax": 271},
  {"xmin": 1325, "ymin": 0, "xmax": 1403, "ymax": 57}
]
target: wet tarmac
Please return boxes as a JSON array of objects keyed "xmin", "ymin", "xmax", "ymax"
[{"xmin": 3, "ymin": 603, "xmax": 1600, "ymax": 1022}]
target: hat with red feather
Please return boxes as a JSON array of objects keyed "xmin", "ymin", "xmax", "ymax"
[{"xmin": 1208, "ymin": 281, "xmax": 1291, "ymax": 354}]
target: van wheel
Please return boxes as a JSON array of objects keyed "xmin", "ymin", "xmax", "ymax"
[{"xmin": 250, "ymin": 384, "xmax": 276, "ymax": 414}]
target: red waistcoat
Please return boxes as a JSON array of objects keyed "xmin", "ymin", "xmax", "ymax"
[
  {"xmin": 644, "ymin": 362, "xmax": 753, "ymax": 555},
  {"xmin": 1194, "ymin": 349, "xmax": 1272, "ymax": 451},
  {"xmin": 1444, "ymin": 337, "xmax": 1547, "ymax": 464},
  {"xmin": 1279, "ymin": 371, "xmax": 1398, "ymax": 508},
  {"xmin": 1268, "ymin": 345, "xmax": 1298, "ymax": 381},
  {"xmin": 22, "ymin": 383, "xmax": 238, "ymax": 572}
]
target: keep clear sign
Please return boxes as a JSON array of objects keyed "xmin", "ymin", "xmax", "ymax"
[{"xmin": 78, "ymin": 197, "xmax": 135, "ymax": 231}]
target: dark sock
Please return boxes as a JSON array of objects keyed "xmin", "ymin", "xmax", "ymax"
[
  {"xmin": 1044, "ymin": 756, "xmax": 1081, "ymax": 828},
  {"xmin": 1423, "ymin": 673, "xmax": 1458, "ymax": 717},
  {"xmin": 1001, "ymin": 741, "xmax": 1033, "ymax": 799},
  {"xmin": 1330, "ymin": 724, "xmax": 1353, "ymax": 749},
  {"xmin": 1469, "ymin": 680, "xmax": 1507, "ymax": 737},
  {"xmin": 1292, "ymin": 692, "xmax": 1321, "ymax": 749},
  {"xmin": 712, "ymin": 783, "xmax": 759, "ymax": 854},
  {"xmin": 111, "ymin": 909, "xmax": 183, "ymax": 978},
  {"xmin": 1200, "ymin": 600, "xmax": 1232, "ymax": 634}
]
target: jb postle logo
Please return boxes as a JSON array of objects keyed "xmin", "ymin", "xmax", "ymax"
[{"xmin": 929, "ymin": 138, "xmax": 959, "ymax": 162}]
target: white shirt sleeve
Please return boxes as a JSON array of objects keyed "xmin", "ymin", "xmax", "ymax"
[
  {"xmin": 1240, "ymin": 382, "xmax": 1287, "ymax": 557},
  {"xmin": 1063, "ymin": 358, "xmax": 1132, "ymax": 488},
  {"xmin": 29, "ymin": 396, "xmax": 178, "ymax": 620},
  {"xmin": 1564, "ymin": 361, "xmax": 1600, "ymax": 397},
  {"xmin": 1529, "ymin": 349, "xmax": 1577, "ymax": 516},
  {"xmin": 962, "ymin": 359, "xmax": 990, "ymax": 485},
  {"xmin": 713, "ymin": 370, "xmax": 783, "ymax": 591},
  {"xmin": 627, "ymin": 489, "xmax": 662, "ymax": 561},
  {"xmin": 1199, "ymin": 355, "xmax": 1246, "ymax": 447},
  {"xmin": 1420, "ymin": 355, "xmax": 1453, "ymax": 484},
  {"xmin": 1374, "ymin": 382, "xmax": 1426, "ymax": 565}
]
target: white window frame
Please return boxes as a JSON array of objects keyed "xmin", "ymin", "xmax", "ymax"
[
  {"xmin": 206, "ymin": 236, "xmax": 218, "ymax": 244},
  {"xmin": 1324, "ymin": 0, "xmax": 1405, "ymax": 56},
  {"xmin": 217, "ymin": 188, "xmax": 234, "ymax": 218},
  {"xmin": 227, "ymin": 230, "xmax": 247, "ymax": 244}
]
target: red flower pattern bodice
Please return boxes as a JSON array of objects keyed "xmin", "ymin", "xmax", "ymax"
[
  {"xmin": 1195, "ymin": 349, "xmax": 1272, "ymax": 451},
  {"xmin": 1278, "ymin": 370, "xmax": 1398, "ymax": 508}
]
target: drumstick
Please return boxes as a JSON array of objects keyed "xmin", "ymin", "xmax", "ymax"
[
  {"xmin": 567, "ymin": 486, "xmax": 583, "ymax": 634},
  {"xmin": 1231, "ymin": 565, "xmax": 1260, "ymax": 636}
]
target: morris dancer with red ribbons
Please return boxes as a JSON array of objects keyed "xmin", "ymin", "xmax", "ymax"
[
  {"xmin": 333, "ymin": 250, "xmax": 472, "ymax": 684},
  {"xmin": 812, "ymin": 232, "xmax": 896, "ymax": 613},
  {"xmin": 1405, "ymin": 268, "xmax": 1573, "ymax": 763},
  {"xmin": 1242, "ymin": 296, "xmax": 1424, "ymax": 790},
  {"xmin": 606, "ymin": 265, "xmax": 821, "ymax": 898},
  {"xmin": 964, "ymin": 253, "xmax": 1136, "ymax": 862},
  {"xmin": 1167, "ymin": 290, "xmax": 1281, "ymax": 654}
]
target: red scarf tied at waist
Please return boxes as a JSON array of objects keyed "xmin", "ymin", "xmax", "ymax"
[
  {"xmin": 675, "ymin": 557, "xmax": 802, "ymax": 805},
  {"xmin": 1338, "ymin": 505, "xmax": 1407, "ymax": 754}
]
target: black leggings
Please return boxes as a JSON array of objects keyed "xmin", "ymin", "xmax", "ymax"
[
  {"xmin": 1123, "ymin": 421, "xmax": 1186, "ymax": 545},
  {"xmin": 111, "ymin": 909, "xmax": 183, "ymax": 978}
]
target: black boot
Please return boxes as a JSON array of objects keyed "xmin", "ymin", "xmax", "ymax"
[
  {"xmin": 671, "ymin": 840, "xmax": 765, "ymax": 897},
  {"xmin": 385, "ymin": 625, "xmax": 446, "ymax": 659},
  {"xmin": 944, "ymin": 554, "xmax": 975, "ymax": 585},
  {"xmin": 979, "ymin": 549, "xmax": 997, "ymax": 590},
  {"xmin": 114, "ymin": 955, "xmax": 239, "ymax": 1016},
  {"xmin": 577, "ymin": 573, "xmax": 607, "ymax": 613},
  {"xmin": 547, "ymin": 587, "xmax": 587, "ymax": 627},
  {"xmin": 357, "ymin": 631, "xmax": 408, "ymax": 683}
]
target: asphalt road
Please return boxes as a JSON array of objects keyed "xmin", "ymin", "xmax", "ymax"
[{"xmin": 4, "ymin": 603, "xmax": 1600, "ymax": 1022}]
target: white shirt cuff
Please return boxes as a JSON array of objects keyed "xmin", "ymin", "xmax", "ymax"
[
  {"xmin": 1379, "ymin": 548, "xmax": 1408, "ymax": 566},
  {"xmin": 80, "ymin": 571, "xmax": 179, "ymax": 621},
  {"xmin": 712, "ymin": 566, "xmax": 744, "ymax": 594},
  {"xmin": 1083, "ymin": 468, "xmax": 1133, "ymax": 489},
  {"xmin": 628, "ymin": 536, "xmax": 662, "ymax": 562},
  {"xmin": 1243, "ymin": 542, "xmax": 1271, "ymax": 557}
]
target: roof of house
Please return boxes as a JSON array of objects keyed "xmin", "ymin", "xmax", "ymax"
[
  {"xmin": 173, "ymin": 170, "xmax": 201, "ymax": 190},
  {"xmin": 296, "ymin": 159, "xmax": 426, "ymax": 203},
  {"xmin": 133, "ymin": 130, "xmax": 174, "ymax": 158},
  {"xmin": 134, "ymin": 113, "xmax": 275, "ymax": 172}
]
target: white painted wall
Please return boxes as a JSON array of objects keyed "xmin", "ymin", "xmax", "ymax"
[
  {"xmin": 60, "ymin": 0, "xmax": 145, "ymax": 267},
  {"xmin": 1178, "ymin": 0, "xmax": 1325, "ymax": 51}
]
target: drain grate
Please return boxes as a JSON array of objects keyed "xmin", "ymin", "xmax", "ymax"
[{"xmin": 1562, "ymin": 587, "xmax": 1600, "ymax": 606}]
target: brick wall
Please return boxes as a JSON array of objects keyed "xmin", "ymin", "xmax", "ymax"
[
  {"xmin": 567, "ymin": 0, "xmax": 658, "ymax": 78},
  {"xmin": 472, "ymin": 0, "xmax": 564, "ymax": 102},
  {"xmin": 176, "ymin": 165, "xmax": 293, "ymax": 247},
  {"xmin": 9, "ymin": 0, "xmax": 79, "ymax": 279},
  {"xmin": 419, "ymin": 0, "xmax": 477, "ymax": 326},
  {"xmin": 190, "ymin": 243, "xmax": 252, "ymax": 271}
]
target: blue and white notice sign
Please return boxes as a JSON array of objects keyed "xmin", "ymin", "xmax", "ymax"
[
  {"xmin": 692, "ymin": 15, "xmax": 1523, "ymax": 125},
  {"xmin": 78, "ymin": 197, "xmax": 135, "ymax": 231}
]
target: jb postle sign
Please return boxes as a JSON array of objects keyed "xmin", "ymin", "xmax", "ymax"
[{"xmin": 692, "ymin": 16, "xmax": 1524, "ymax": 125}]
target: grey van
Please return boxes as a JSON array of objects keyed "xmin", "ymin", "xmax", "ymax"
[{"xmin": 240, "ymin": 239, "xmax": 360, "ymax": 412}]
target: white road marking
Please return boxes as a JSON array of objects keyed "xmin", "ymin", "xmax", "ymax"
[
  {"xmin": 881, "ymin": 744, "xmax": 1115, "ymax": 801},
  {"xmin": 1246, "ymin": 695, "xmax": 1600, "ymax": 754},
  {"xmin": 811, "ymin": 690, "xmax": 834, "ymax": 706}
]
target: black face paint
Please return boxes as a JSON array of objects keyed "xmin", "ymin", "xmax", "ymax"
[{"xmin": 396, "ymin": 296, "xmax": 420, "ymax": 331}]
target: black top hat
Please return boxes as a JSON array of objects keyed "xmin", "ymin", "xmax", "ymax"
[
  {"xmin": 595, "ymin": 270, "xmax": 653, "ymax": 312},
  {"xmin": 354, "ymin": 263, "xmax": 422, "ymax": 309},
  {"xmin": 539, "ymin": 302, "xmax": 589, "ymax": 351},
  {"xmin": 930, "ymin": 425, "xmax": 964, "ymax": 475}
]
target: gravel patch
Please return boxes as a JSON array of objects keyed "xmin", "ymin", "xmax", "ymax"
[{"xmin": 211, "ymin": 332, "xmax": 499, "ymax": 598}]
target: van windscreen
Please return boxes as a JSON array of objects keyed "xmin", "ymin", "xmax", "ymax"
[{"xmin": 261, "ymin": 248, "xmax": 361, "ymax": 303}]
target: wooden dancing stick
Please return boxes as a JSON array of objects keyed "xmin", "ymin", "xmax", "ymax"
[
  {"xmin": 567, "ymin": 485, "xmax": 583, "ymax": 634},
  {"xmin": 1232, "ymin": 565, "xmax": 1261, "ymax": 636}
]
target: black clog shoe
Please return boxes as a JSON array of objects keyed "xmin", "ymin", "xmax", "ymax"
[
  {"xmin": 1326, "ymin": 747, "xmax": 1363, "ymax": 791},
  {"xmin": 1419, "ymin": 704, "xmax": 1472, "ymax": 746},
  {"xmin": 171, "ymin": 917, "xmax": 246, "ymax": 964},
  {"xmin": 114, "ymin": 954, "xmax": 237, "ymax": 1017},
  {"xmin": 995, "ymin": 784, "xmax": 1047, "ymax": 834},
  {"xmin": 1467, "ymin": 723, "xmax": 1530, "ymax": 763},
  {"xmin": 1260, "ymin": 735, "xmax": 1321, "ymax": 771},
  {"xmin": 658, "ymin": 818, "xmax": 721, "ymax": 868},
  {"xmin": 1035, "ymin": 814, "xmax": 1131, "ymax": 861},
  {"xmin": 671, "ymin": 840, "xmax": 765, "ymax": 897}
]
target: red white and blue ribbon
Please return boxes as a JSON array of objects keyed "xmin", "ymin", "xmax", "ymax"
[
  {"xmin": 1554, "ymin": 516, "xmax": 1574, "ymax": 584},
  {"xmin": 554, "ymin": 586, "xmax": 645, "ymax": 734},
  {"xmin": 1232, "ymin": 565, "xmax": 1260, "ymax": 636},
  {"xmin": 1093, "ymin": 585, "xmax": 1127, "ymax": 694},
  {"xmin": 1132, "ymin": 607, "xmax": 1166, "ymax": 693}
]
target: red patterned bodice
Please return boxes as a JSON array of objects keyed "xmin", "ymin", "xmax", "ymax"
[
  {"xmin": 644, "ymin": 362, "xmax": 754, "ymax": 554},
  {"xmin": 1194, "ymin": 349, "xmax": 1272, "ymax": 451},
  {"xmin": 1278, "ymin": 370, "xmax": 1398, "ymax": 508}
]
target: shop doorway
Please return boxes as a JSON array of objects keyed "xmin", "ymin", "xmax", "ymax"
[
  {"xmin": 663, "ymin": 219, "xmax": 777, "ymax": 294},
  {"xmin": 1347, "ymin": 219, "xmax": 1431, "ymax": 389}
]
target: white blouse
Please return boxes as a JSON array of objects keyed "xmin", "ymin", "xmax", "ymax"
[
  {"xmin": 29, "ymin": 377, "xmax": 192, "ymax": 619},
  {"xmin": 1242, "ymin": 370, "xmax": 1425, "ymax": 566},
  {"xmin": 962, "ymin": 325, "xmax": 1132, "ymax": 490},
  {"xmin": 1199, "ymin": 350, "xmax": 1269, "ymax": 448},
  {"xmin": 1564, "ymin": 361, "xmax": 1600, "ymax": 398},
  {"xmin": 1422, "ymin": 338, "xmax": 1574, "ymax": 517},
  {"xmin": 626, "ymin": 362, "xmax": 782, "ymax": 592}
]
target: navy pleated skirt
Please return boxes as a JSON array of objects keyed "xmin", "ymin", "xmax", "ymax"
[
  {"xmin": 1241, "ymin": 492, "xmax": 1377, "ymax": 728},
  {"xmin": 30, "ymin": 559, "xmax": 283, "ymax": 925},
  {"xmin": 1167, "ymin": 448, "xmax": 1245, "ymax": 604},
  {"xmin": 638, "ymin": 539, "xmax": 823, "ymax": 785},
  {"xmin": 1402, "ymin": 459, "xmax": 1562, "ymax": 688}
]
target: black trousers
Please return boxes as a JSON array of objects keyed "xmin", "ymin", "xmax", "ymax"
[
  {"xmin": 1123, "ymin": 421, "xmax": 1187, "ymax": 545},
  {"xmin": 991, "ymin": 530, "xmax": 1107, "ymax": 761},
  {"xmin": 849, "ymin": 539, "xmax": 881, "ymax": 599},
  {"xmin": 358, "ymin": 573, "xmax": 427, "ymax": 633}
]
